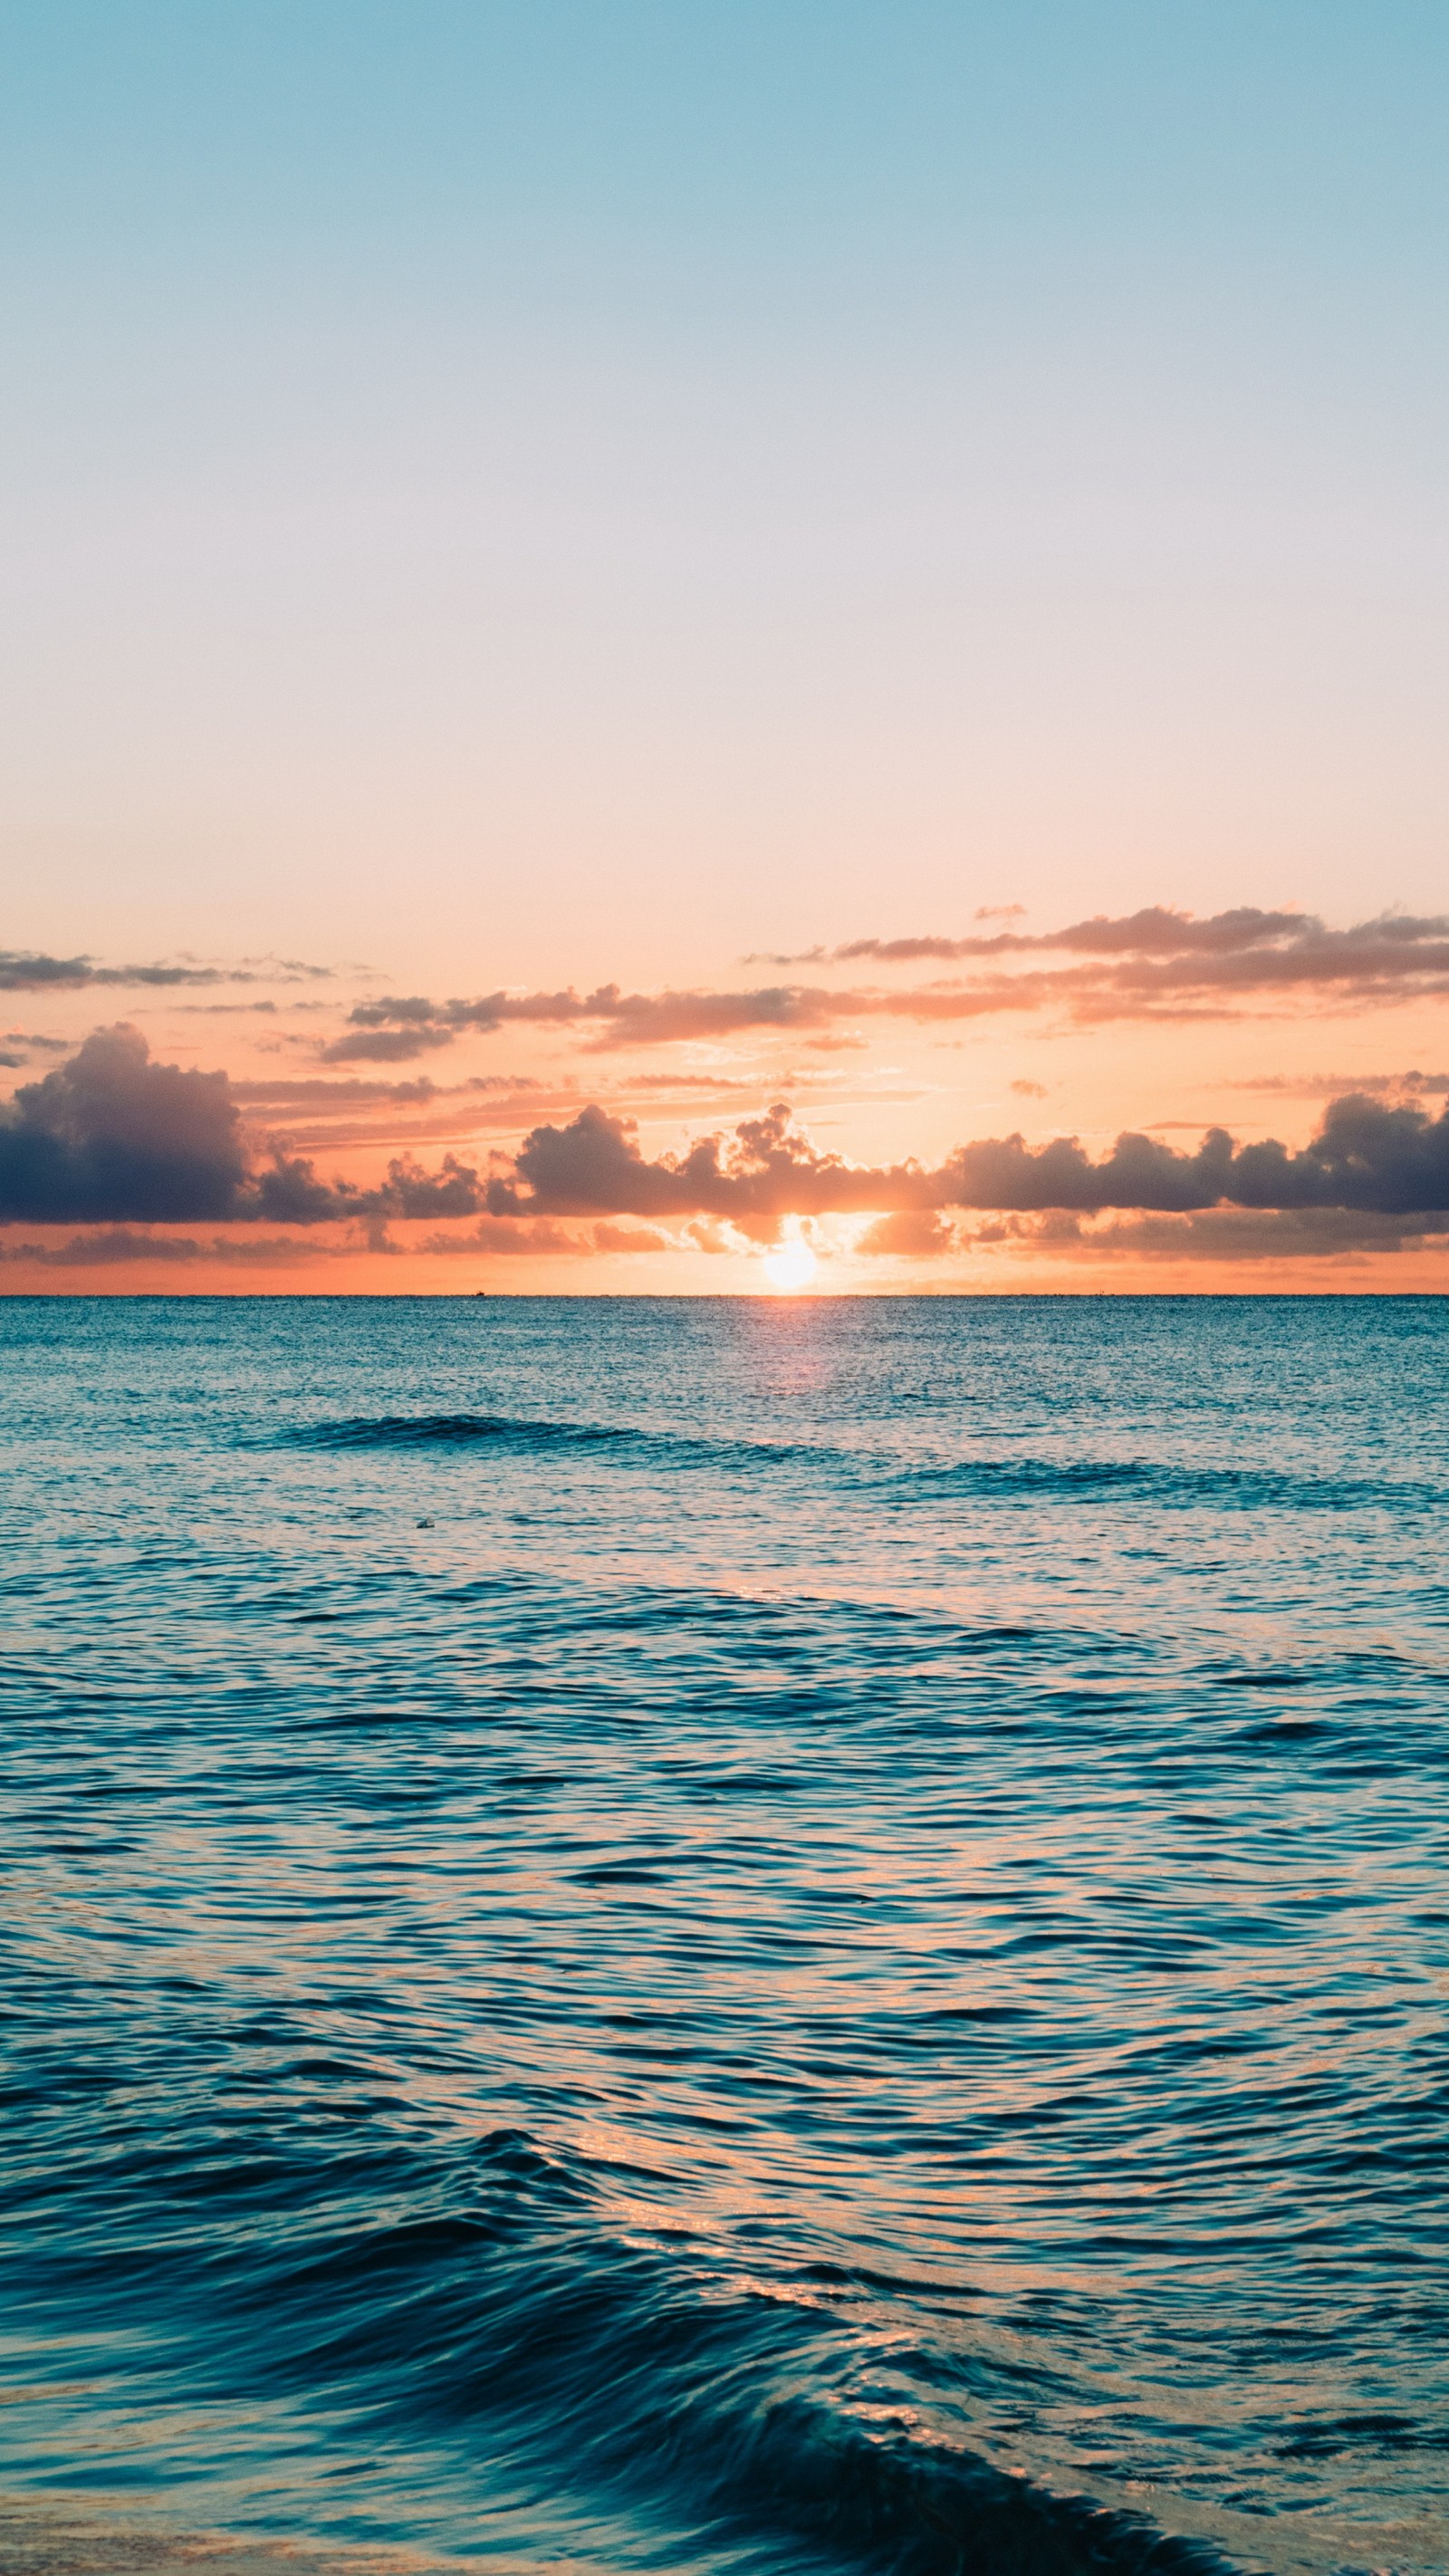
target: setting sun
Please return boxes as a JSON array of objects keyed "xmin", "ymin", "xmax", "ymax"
[{"xmin": 762, "ymin": 1240, "xmax": 819, "ymax": 1293}]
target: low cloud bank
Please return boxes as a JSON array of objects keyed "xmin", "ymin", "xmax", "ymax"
[
  {"xmin": 490, "ymin": 1093, "xmax": 1449, "ymax": 1224},
  {"xmin": 0, "ymin": 1026, "xmax": 491, "ymax": 1226},
  {"xmin": 5, "ymin": 1031, "xmax": 1449, "ymax": 1245}
]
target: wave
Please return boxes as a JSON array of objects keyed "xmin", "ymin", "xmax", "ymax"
[
  {"xmin": 906, "ymin": 1454, "xmax": 1429, "ymax": 1511},
  {"xmin": 281, "ymin": 1410, "xmax": 1438, "ymax": 1515},
  {"xmin": 24, "ymin": 2124, "xmax": 1229, "ymax": 2576},
  {"xmin": 281, "ymin": 1409, "xmax": 817, "ymax": 1471}
]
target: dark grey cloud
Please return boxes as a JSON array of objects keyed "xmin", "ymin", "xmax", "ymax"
[
  {"xmin": 0, "ymin": 1026, "xmax": 497, "ymax": 1226},
  {"xmin": 0, "ymin": 1025, "xmax": 253, "ymax": 1220},
  {"xmin": 0, "ymin": 950, "xmax": 331, "ymax": 992},
  {"xmin": 1, "ymin": 1026, "xmax": 80, "ymax": 1065}
]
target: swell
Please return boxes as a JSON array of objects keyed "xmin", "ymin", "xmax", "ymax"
[
  {"xmin": 281, "ymin": 1409, "xmax": 820, "ymax": 1472},
  {"xmin": 6, "ymin": 2123, "xmax": 1230, "ymax": 2576},
  {"xmin": 908, "ymin": 1455, "xmax": 1441, "ymax": 1512},
  {"xmin": 279, "ymin": 1409, "xmax": 1439, "ymax": 1514}
]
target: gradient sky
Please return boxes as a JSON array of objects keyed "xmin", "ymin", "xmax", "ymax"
[{"xmin": 3, "ymin": 3, "xmax": 1447, "ymax": 1290}]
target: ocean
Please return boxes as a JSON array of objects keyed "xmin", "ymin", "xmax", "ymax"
[{"xmin": 1, "ymin": 1294, "xmax": 1445, "ymax": 2576}]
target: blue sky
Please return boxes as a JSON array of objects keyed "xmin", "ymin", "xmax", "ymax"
[{"xmin": 2, "ymin": 1, "xmax": 1445, "ymax": 985}]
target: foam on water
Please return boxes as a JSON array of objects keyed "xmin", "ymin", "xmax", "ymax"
[{"xmin": 1, "ymin": 1296, "xmax": 1446, "ymax": 2574}]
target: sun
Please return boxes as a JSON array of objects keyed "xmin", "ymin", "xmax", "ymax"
[{"xmin": 762, "ymin": 1239, "xmax": 819, "ymax": 1293}]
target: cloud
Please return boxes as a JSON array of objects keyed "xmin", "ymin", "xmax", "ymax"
[
  {"xmin": 1228, "ymin": 1069, "xmax": 1449, "ymax": 1100},
  {"xmin": 231, "ymin": 1076, "xmax": 446, "ymax": 1108},
  {"xmin": 420, "ymin": 1216, "xmax": 672, "ymax": 1257},
  {"xmin": 251, "ymin": 1148, "xmax": 495, "ymax": 1225},
  {"xmin": 327, "ymin": 909, "xmax": 1449, "ymax": 1058},
  {"xmin": 948, "ymin": 1092, "xmax": 1449, "ymax": 1215},
  {"xmin": 831, "ymin": 906, "xmax": 1317, "ymax": 964},
  {"xmin": 0, "ymin": 950, "xmax": 331, "ymax": 992},
  {"xmin": 485, "ymin": 1091, "xmax": 1449, "ymax": 1227},
  {"xmin": 974, "ymin": 1206, "xmax": 1449, "ymax": 1263},
  {"xmin": 0, "ymin": 1024, "xmax": 252, "ymax": 1220},
  {"xmin": 856, "ymin": 1208, "xmax": 956, "ymax": 1257},
  {"xmin": 0, "ymin": 1026, "xmax": 495, "ymax": 1226},
  {"xmin": 321, "ymin": 1024, "xmax": 461, "ymax": 1063},
  {"xmin": 3, "ymin": 1030, "xmax": 70, "ymax": 1058},
  {"xmin": 590, "ymin": 1221, "xmax": 672, "ymax": 1254},
  {"xmin": 8, "ymin": 1033, "xmax": 1449, "ymax": 1263},
  {"xmin": 0, "ymin": 1228, "xmax": 325, "ymax": 1267},
  {"xmin": 485, "ymin": 1101, "xmax": 932, "ymax": 1234},
  {"xmin": 420, "ymin": 1216, "xmax": 582, "ymax": 1256}
]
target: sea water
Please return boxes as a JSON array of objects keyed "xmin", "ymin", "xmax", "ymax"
[{"xmin": 1, "ymin": 1294, "xmax": 1446, "ymax": 2575}]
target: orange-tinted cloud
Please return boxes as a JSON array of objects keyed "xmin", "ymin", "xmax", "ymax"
[
  {"xmin": 856, "ymin": 1208, "xmax": 957, "ymax": 1256},
  {"xmin": 327, "ymin": 909, "xmax": 1449, "ymax": 1058}
]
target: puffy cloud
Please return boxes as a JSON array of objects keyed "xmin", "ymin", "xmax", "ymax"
[
  {"xmin": 485, "ymin": 1101, "xmax": 933, "ymax": 1226},
  {"xmin": 945, "ymin": 1126, "xmax": 1240, "ymax": 1212},
  {"xmin": 486, "ymin": 1092, "xmax": 1449, "ymax": 1226},
  {"xmin": 0, "ymin": 1025, "xmax": 251, "ymax": 1220},
  {"xmin": 955, "ymin": 1094, "xmax": 1449, "ymax": 1216},
  {"xmin": 0, "ymin": 1028, "xmax": 494, "ymax": 1226}
]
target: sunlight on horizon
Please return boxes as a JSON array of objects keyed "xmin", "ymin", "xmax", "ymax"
[{"xmin": 762, "ymin": 1239, "xmax": 820, "ymax": 1294}]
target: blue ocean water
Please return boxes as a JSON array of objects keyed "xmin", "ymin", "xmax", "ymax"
[{"xmin": 1, "ymin": 1294, "xmax": 1446, "ymax": 2576}]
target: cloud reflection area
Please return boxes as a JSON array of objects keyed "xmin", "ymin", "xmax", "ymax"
[{"xmin": 0, "ymin": 1297, "xmax": 1446, "ymax": 2576}]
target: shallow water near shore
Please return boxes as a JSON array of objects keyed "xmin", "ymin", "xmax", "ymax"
[{"xmin": 2, "ymin": 1294, "xmax": 1446, "ymax": 2576}]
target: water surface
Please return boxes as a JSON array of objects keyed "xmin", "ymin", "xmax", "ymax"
[{"xmin": 2, "ymin": 1296, "xmax": 1446, "ymax": 2575}]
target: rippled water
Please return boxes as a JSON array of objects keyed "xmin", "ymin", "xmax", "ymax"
[{"xmin": 2, "ymin": 1295, "xmax": 1446, "ymax": 2576}]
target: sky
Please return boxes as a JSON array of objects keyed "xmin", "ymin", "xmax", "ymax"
[{"xmin": 2, "ymin": 0, "xmax": 1447, "ymax": 1292}]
